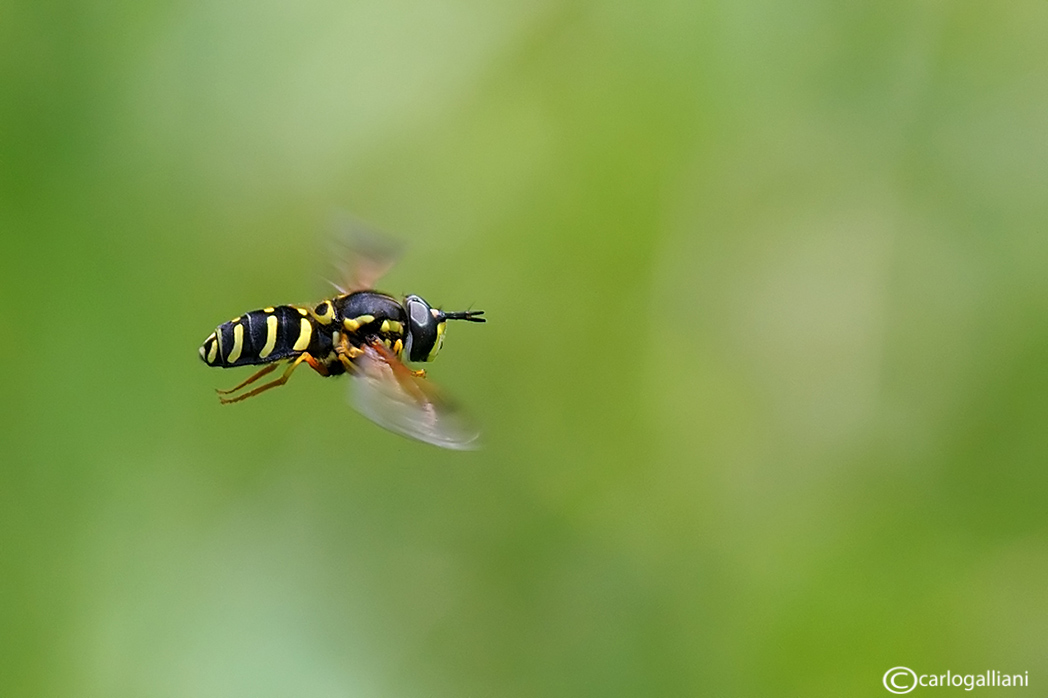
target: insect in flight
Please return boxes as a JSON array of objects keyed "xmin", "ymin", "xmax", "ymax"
[{"xmin": 198, "ymin": 235, "xmax": 486, "ymax": 449}]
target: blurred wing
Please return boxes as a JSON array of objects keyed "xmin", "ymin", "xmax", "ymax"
[
  {"xmin": 329, "ymin": 212, "xmax": 402, "ymax": 294},
  {"xmin": 349, "ymin": 342, "xmax": 481, "ymax": 450}
]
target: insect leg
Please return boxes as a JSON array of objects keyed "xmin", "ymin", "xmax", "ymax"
[
  {"xmin": 335, "ymin": 334, "xmax": 364, "ymax": 373},
  {"xmin": 218, "ymin": 353, "xmax": 316, "ymax": 404},
  {"xmin": 365, "ymin": 340, "xmax": 431, "ymax": 403},
  {"xmin": 302, "ymin": 352, "xmax": 333, "ymax": 376},
  {"xmin": 215, "ymin": 363, "xmax": 278, "ymax": 395}
]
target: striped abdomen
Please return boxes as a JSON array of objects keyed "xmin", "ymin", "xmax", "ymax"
[{"xmin": 200, "ymin": 305, "xmax": 318, "ymax": 368}]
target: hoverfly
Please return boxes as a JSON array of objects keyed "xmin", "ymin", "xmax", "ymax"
[{"xmin": 198, "ymin": 234, "xmax": 485, "ymax": 449}]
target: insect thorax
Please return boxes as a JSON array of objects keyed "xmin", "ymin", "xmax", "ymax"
[{"xmin": 332, "ymin": 292, "xmax": 407, "ymax": 338}]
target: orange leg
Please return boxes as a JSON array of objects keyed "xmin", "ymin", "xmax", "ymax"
[
  {"xmin": 218, "ymin": 353, "xmax": 323, "ymax": 404},
  {"xmin": 366, "ymin": 340, "xmax": 432, "ymax": 403},
  {"xmin": 215, "ymin": 363, "xmax": 278, "ymax": 395},
  {"xmin": 303, "ymin": 352, "xmax": 330, "ymax": 376}
]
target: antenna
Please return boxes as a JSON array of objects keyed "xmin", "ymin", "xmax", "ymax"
[{"xmin": 443, "ymin": 310, "xmax": 486, "ymax": 323}]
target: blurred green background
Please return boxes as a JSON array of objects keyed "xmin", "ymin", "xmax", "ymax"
[{"xmin": 3, "ymin": 0, "xmax": 1047, "ymax": 696}]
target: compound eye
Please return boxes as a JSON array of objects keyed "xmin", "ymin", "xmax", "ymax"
[
  {"xmin": 408, "ymin": 297, "xmax": 431, "ymax": 327},
  {"xmin": 404, "ymin": 295, "xmax": 439, "ymax": 362}
]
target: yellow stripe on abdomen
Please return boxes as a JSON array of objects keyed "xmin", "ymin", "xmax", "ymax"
[
  {"xmin": 258, "ymin": 314, "xmax": 278, "ymax": 359},
  {"xmin": 293, "ymin": 318, "xmax": 312, "ymax": 351},
  {"xmin": 227, "ymin": 323, "xmax": 245, "ymax": 363}
]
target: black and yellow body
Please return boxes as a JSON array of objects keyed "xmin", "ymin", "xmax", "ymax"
[
  {"xmin": 199, "ymin": 288, "xmax": 485, "ymax": 447},
  {"xmin": 200, "ymin": 292, "xmax": 409, "ymax": 375}
]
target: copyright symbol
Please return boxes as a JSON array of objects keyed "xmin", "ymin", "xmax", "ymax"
[{"xmin": 883, "ymin": 666, "xmax": 917, "ymax": 694}]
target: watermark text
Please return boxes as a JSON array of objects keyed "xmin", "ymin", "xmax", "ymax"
[{"xmin": 883, "ymin": 667, "xmax": 1029, "ymax": 694}]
